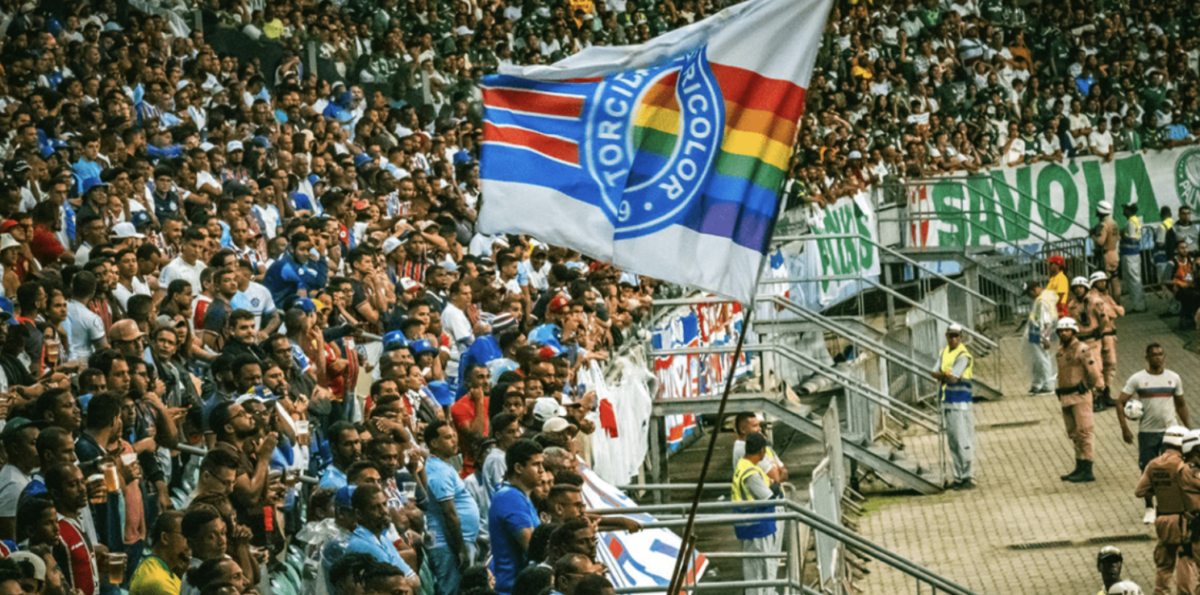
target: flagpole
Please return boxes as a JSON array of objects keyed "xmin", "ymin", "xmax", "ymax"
[{"xmin": 665, "ymin": 255, "xmax": 778, "ymax": 595}]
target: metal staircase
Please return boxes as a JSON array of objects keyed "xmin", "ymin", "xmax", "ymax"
[{"xmin": 653, "ymin": 393, "xmax": 945, "ymax": 494}]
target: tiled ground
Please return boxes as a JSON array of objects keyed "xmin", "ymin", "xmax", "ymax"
[{"xmin": 857, "ymin": 300, "xmax": 1200, "ymax": 594}]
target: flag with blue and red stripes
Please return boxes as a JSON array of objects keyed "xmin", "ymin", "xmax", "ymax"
[{"xmin": 478, "ymin": 0, "xmax": 833, "ymax": 303}]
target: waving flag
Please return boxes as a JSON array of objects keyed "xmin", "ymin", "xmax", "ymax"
[{"xmin": 479, "ymin": 0, "xmax": 833, "ymax": 303}]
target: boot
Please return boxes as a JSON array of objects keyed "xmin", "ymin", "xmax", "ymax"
[
  {"xmin": 1093, "ymin": 392, "xmax": 1109, "ymax": 412},
  {"xmin": 1061, "ymin": 459, "xmax": 1082, "ymax": 481},
  {"xmin": 1068, "ymin": 460, "xmax": 1095, "ymax": 483}
]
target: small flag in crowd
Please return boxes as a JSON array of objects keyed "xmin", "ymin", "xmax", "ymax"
[{"xmin": 478, "ymin": 0, "xmax": 833, "ymax": 303}]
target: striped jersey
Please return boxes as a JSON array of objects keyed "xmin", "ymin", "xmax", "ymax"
[{"xmin": 1122, "ymin": 369, "xmax": 1183, "ymax": 433}]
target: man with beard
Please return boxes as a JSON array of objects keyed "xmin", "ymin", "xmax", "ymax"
[
  {"xmin": 209, "ymin": 400, "xmax": 278, "ymax": 523},
  {"xmin": 319, "ymin": 421, "xmax": 363, "ymax": 490},
  {"xmin": 223, "ymin": 311, "xmax": 267, "ymax": 361},
  {"xmin": 345, "ymin": 485, "xmax": 419, "ymax": 590},
  {"xmin": 129, "ymin": 511, "xmax": 191, "ymax": 595}
]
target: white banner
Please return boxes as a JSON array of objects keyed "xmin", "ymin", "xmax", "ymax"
[{"xmin": 580, "ymin": 465, "xmax": 708, "ymax": 592}]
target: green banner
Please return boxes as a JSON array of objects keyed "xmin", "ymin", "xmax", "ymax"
[{"xmin": 905, "ymin": 146, "xmax": 1200, "ymax": 247}]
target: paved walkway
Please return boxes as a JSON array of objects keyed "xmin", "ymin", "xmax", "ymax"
[{"xmin": 857, "ymin": 299, "xmax": 1199, "ymax": 594}]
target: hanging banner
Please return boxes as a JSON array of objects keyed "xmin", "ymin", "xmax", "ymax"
[
  {"xmin": 580, "ymin": 465, "xmax": 708, "ymax": 592},
  {"xmin": 906, "ymin": 146, "xmax": 1200, "ymax": 248},
  {"xmin": 651, "ymin": 299, "xmax": 752, "ymax": 452}
]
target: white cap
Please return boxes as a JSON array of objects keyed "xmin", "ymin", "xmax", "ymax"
[
  {"xmin": 8, "ymin": 551, "xmax": 44, "ymax": 581},
  {"xmin": 199, "ymin": 142, "xmax": 215, "ymax": 152},
  {"xmin": 543, "ymin": 417, "xmax": 576, "ymax": 434},
  {"xmin": 1185, "ymin": 430, "xmax": 1200, "ymax": 454},
  {"xmin": 1056, "ymin": 317, "xmax": 1079, "ymax": 331},
  {"xmin": 0, "ymin": 234, "xmax": 19, "ymax": 253},
  {"xmin": 1089, "ymin": 271, "xmax": 1108, "ymax": 285},
  {"xmin": 226, "ymin": 140, "xmax": 244, "ymax": 152},
  {"xmin": 1070, "ymin": 276, "xmax": 1090, "ymax": 288},
  {"xmin": 110, "ymin": 221, "xmax": 145, "ymax": 239},
  {"xmin": 1097, "ymin": 201, "xmax": 1113, "ymax": 214},
  {"xmin": 382, "ymin": 237, "xmax": 403, "ymax": 255},
  {"xmin": 946, "ymin": 323, "xmax": 963, "ymax": 335},
  {"xmin": 1107, "ymin": 580, "xmax": 1144, "ymax": 595},
  {"xmin": 1165, "ymin": 425, "xmax": 1189, "ymax": 448},
  {"xmin": 456, "ymin": 25, "xmax": 474, "ymax": 35},
  {"xmin": 847, "ymin": 150, "xmax": 863, "ymax": 159},
  {"xmin": 532, "ymin": 397, "xmax": 566, "ymax": 422}
]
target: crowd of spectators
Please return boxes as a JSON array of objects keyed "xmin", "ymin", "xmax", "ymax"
[{"xmin": 0, "ymin": 0, "xmax": 670, "ymax": 594}]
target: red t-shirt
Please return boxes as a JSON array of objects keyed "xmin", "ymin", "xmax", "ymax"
[{"xmin": 450, "ymin": 394, "xmax": 489, "ymax": 478}]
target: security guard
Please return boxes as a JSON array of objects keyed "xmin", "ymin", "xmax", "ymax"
[
  {"xmin": 1094, "ymin": 200, "xmax": 1122, "ymax": 300},
  {"xmin": 1047, "ymin": 255, "xmax": 1070, "ymax": 319},
  {"xmin": 1025, "ymin": 280, "xmax": 1058, "ymax": 395},
  {"xmin": 732, "ymin": 432, "xmax": 779, "ymax": 595},
  {"xmin": 1122, "ymin": 203, "xmax": 1147, "ymax": 312},
  {"xmin": 1135, "ymin": 425, "xmax": 1200, "ymax": 595},
  {"xmin": 1055, "ymin": 317, "xmax": 1104, "ymax": 482},
  {"xmin": 930, "ymin": 323, "xmax": 975, "ymax": 490},
  {"xmin": 1092, "ymin": 271, "xmax": 1125, "ymax": 409}
]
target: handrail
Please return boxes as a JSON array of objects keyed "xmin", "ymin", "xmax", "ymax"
[
  {"xmin": 778, "ymin": 282, "xmax": 996, "ymax": 349},
  {"xmin": 599, "ymin": 497, "xmax": 979, "ymax": 595},
  {"xmin": 765, "ymin": 293, "xmax": 993, "ymax": 375},
  {"xmin": 651, "ymin": 344, "xmax": 940, "ymax": 432},
  {"xmin": 774, "ymin": 233, "xmax": 997, "ymax": 306}
]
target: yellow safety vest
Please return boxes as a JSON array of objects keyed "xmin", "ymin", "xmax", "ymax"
[
  {"xmin": 939, "ymin": 344, "xmax": 974, "ymax": 403},
  {"xmin": 731, "ymin": 457, "xmax": 775, "ymax": 540}
]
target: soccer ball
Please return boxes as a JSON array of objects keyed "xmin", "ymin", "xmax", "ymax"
[{"xmin": 1125, "ymin": 399, "xmax": 1144, "ymax": 421}]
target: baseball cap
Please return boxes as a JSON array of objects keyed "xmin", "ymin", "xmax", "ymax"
[
  {"xmin": 111, "ymin": 221, "xmax": 145, "ymax": 239},
  {"xmin": 426, "ymin": 381, "xmax": 454, "ymax": 407},
  {"xmin": 2, "ymin": 417, "xmax": 46, "ymax": 439},
  {"xmin": 548, "ymin": 295, "xmax": 571, "ymax": 313},
  {"xmin": 532, "ymin": 397, "xmax": 566, "ymax": 423},
  {"xmin": 542, "ymin": 417, "xmax": 576, "ymax": 434},
  {"xmin": 335, "ymin": 485, "xmax": 356, "ymax": 510},
  {"xmin": 226, "ymin": 140, "xmax": 244, "ymax": 152},
  {"xmin": 8, "ymin": 552, "xmax": 44, "ymax": 581},
  {"xmin": 383, "ymin": 331, "xmax": 408, "ymax": 352},
  {"xmin": 409, "ymin": 339, "xmax": 437, "ymax": 356},
  {"xmin": 382, "ymin": 237, "xmax": 403, "ymax": 255},
  {"xmin": 297, "ymin": 298, "xmax": 317, "ymax": 314},
  {"xmin": 1047, "ymin": 255, "xmax": 1065, "ymax": 267}
]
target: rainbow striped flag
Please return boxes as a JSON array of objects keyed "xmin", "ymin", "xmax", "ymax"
[{"xmin": 479, "ymin": 0, "xmax": 832, "ymax": 303}]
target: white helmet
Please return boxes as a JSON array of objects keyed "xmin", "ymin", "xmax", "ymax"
[
  {"xmin": 1071, "ymin": 276, "xmax": 1090, "ymax": 288},
  {"xmin": 1124, "ymin": 399, "xmax": 1144, "ymax": 421},
  {"xmin": 1184, "ymin": 430, "xmax": 1200, "ymax": 455},
  {"xmin": 1108, "ymin": 580, "xmax": 1144, "ymax": 595},
  {"xmin": 1164, "ymin": 425, "xmax": 1190, "ymax": 448},
  {"xmin": 1057, "ymin": 317, "xmax": 1079, "ymax": 332},
  {"xmin": 1097, "ymin": 201, "xmax": 1114, "ymax": 215},
  {"xmin": 1090, "ymin": 271, "xmax": 1108, "ymax": 286}
]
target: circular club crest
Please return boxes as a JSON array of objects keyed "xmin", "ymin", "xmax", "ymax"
[
  {"xmin": 1175, "ymin": 148, "xmax": 1200, "ymax": 211},
  {"xmin": 584, "ymin": 49, "xmax": 725, "ymax": 239}
]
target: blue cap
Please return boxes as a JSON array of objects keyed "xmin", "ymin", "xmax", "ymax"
[
  {"xmin": 252, "ymin": 136, "xmax": 272, "ymax": 150},
  {"xmin": 383, "ymin": 331, "xmax": 408, "ymax": 352},
  {"xmin": 334, "ymin": 485, "xmax": 356, "ymax": 510},
  {"xmin": 354, "ymin": 153, "xmax": 372, "ymax": 167},
  {"xmin": 78, "ymin": 393, "xmax": 93, "ymax": 415},
  {"xmin": 297, "ymin": 298, "xmax": 316, "ymax": 314},
  {"xmin": 0, "ymin": 297, "xmax": 13, "ymax": 320},
  {"xmin": 409, "ymin": 339, "xmax": 437, "ymax": 356},
  {"xmin": 427, "ymin": 381, "xmax": 453, "ymax": 407}
]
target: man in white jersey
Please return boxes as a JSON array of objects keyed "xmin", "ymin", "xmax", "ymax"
[{"xmin": 1117, "ymin": 342, "xmax": 1189, "ymax": 524}]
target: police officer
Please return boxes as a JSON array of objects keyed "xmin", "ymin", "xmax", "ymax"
[
  {"xmin": 1096, "ymin": 546, "xmax": 1125, "ymax": 595},
  {"xmin": 1069, "ymin": 276, "xmax": 1110, "ymax": 410},
  {"xmin": 1092, "ymin": 271, "xmax": 1125, "ymax": 409},
  {"xmin": 1135, "ymin": 425, "xmax": 1200, "ymax": 595},
  {"xmin": 732, "ymin": 432, "xmax": 778, "ymax": 595},
  {"xmin": 1094, "ymin": 200, "xmax": 1121, "ymax": 300},
  {"xmin": 1055, "ymin": 317, "xmax": 1103, "ymax": 482},
  {"xmin": 1122, "ymin": 203, "xmax": 1147, "ymax": 312},
  {"xmin": 930, "ymin": 323, "xmax": 975, "ymax": 490},
  {"xmin": 1025, "ymin": 280, "xmax": 1058, "ymax": 395}
]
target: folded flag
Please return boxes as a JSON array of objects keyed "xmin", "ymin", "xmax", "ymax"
[{"xmin": 479, "ymin": 0, "xmax": 833, "ymax": 303}]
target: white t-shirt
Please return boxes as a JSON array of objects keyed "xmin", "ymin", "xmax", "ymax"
[
  {"xmin": 253, "ymin": 204, "xmax": 281, "ymax": 239},
  {"xmin": 231, "ymin": 282, "xmax": 277, "ymax": 331},
  {"xmin": 160, "ymin": 256, "xmax": 206, "ymax": 296},
  {"xmin": 66, "ymin": 300, "xmax": 105, "ymax": 362},
  {"xmin": 113, "ymin": 277, "xmax": 152, "ymax": 310},
  {"xmin": 1089, "ymin": 130, "xmax": 1114, "ymax": 154},
  {"xmin": 442, "ymin": 302, "xmax": 472, "ymax": 380},
  {"xmin": 0, "ymin": 464, "xmax": 30, "ymax": 517},
  {"xmin": 1123, "ymin": 369, "xmax": 1183, "ymax": 434}
]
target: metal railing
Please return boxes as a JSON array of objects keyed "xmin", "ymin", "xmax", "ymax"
[{"xmin": 596, "ymin": 495, "xmax": 979, "ymax": 595}]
